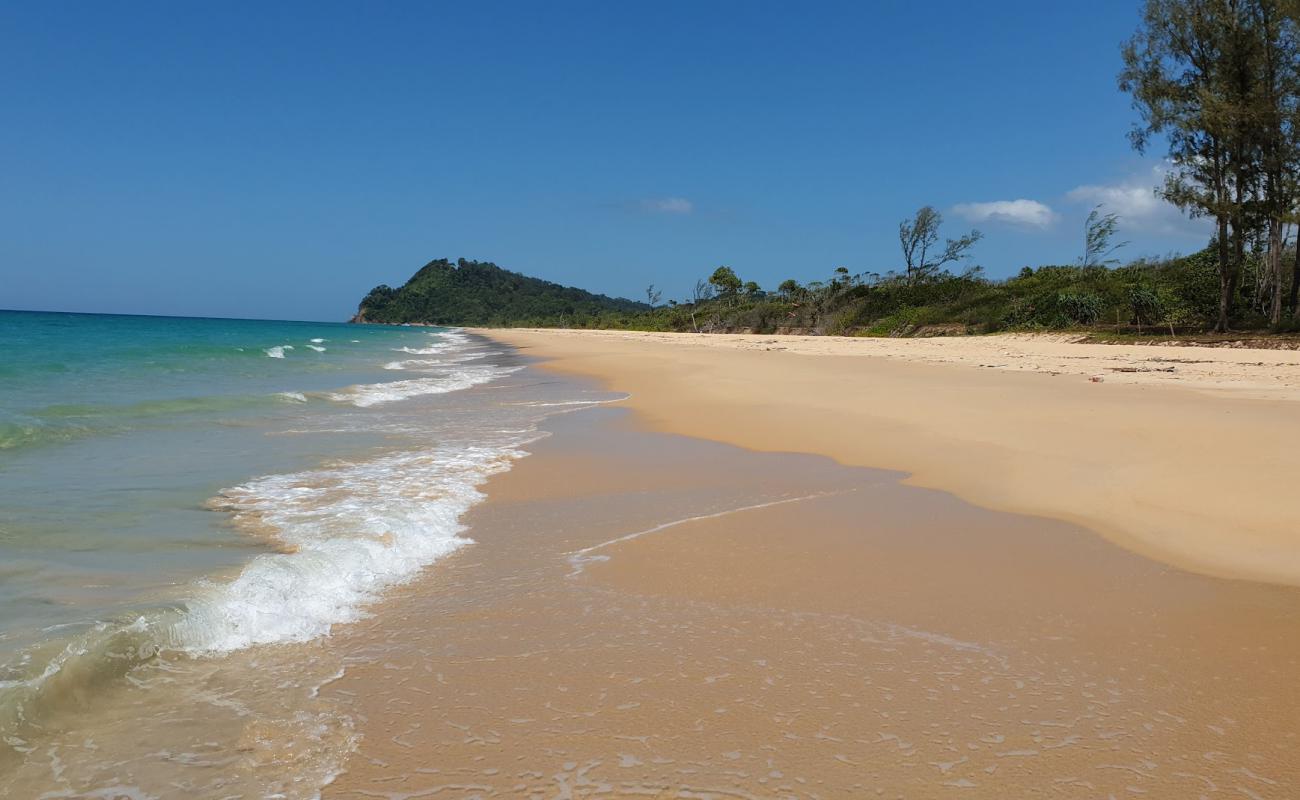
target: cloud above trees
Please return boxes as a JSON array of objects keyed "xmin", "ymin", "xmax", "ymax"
[
  {"xmin": 948, "ymin": 164, "xmax": 1211, "ymax": 239},
  {"xmin": 952, "ymin": 199, "xmax": 1057, "ymax": 228},
  {"xmin": 1065, "ymin": 166, "xmax": 1206, "ymax": 236}
]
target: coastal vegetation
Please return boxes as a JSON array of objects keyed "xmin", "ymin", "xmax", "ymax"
[
  {"xmin": 356, "ymin": 212, "xmax": 1290, "ymax": 337},
  {"xmin": 355, "ymin": 0, "xmax": 1300, "ymax": 338},
  {"xmin": 353, "ymin": 258, "xmax": 647, "ymax": 325},
  {"xmin": 355, "ymin": 243, "xmax": 1266, "ymax": 336},
  {"xmin": 1120, "ymin": 0, "xmax": 1300, "ymax": 331}
]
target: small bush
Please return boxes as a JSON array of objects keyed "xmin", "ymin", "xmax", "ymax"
[
  {"xmin": 1056, "ymin": 291, "xmax": 1106, "ymax": 325},
  {"xmin": 1128, "ymin": 286, "xmax": 1163, "ymax": 325}
]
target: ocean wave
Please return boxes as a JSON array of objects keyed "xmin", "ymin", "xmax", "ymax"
[
  {"xmin": 306, "ymin": 345, "xmax": 327, "ymax": 352},
  {"xmin": 264, "ymin": 345, "xmax": 294, "ymax": 359},
  {"xmin": 172, "ymin": 438, "xmax": 536, "ymax": 653},
  {"xmin": 381, "ymin": 352, "xmax": 488, "ymax": 372},
  {"xmin": 387, "ymin": 328, "xmax": 472, "ymax": 355},
  {"xmin": 1, "ymin": 434, "xmax": 541, "ymax": 733},
  {"xmin": 2, "ymin": 393, "xmax": 288, "ymax": 450},
  {"xmin": 391, "ymin": 345, "xmax": 448, "ymax": 355},
  {"xmin": 444, "ymin": 351, "xmax": 488, "ymax": 363},
  {"xmin": 40, "ymin": 395, "xmax": 277, "ymax": 420},
  {"xmin": 0, "ymin": 420, "xmax": 98, "ymax": 451},
  {"xmin": 0, "ymin": 614, "xmax": 169, "ymax": 754},
  {"xmin": 429, "ymin": 329, "xmax": 469, "ymax": 341},
  {"xmin": 326, "ymin": 366, "xmax": 522, "ymax": 407}
]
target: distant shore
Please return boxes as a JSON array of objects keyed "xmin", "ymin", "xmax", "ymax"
[{"xmin": 475, "ymin": 328, "xmax": 1300, "ymax": 587}]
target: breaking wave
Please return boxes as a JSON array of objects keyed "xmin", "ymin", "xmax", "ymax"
[
  {"xmin": 175, "ymin": 436, "xmax": 536, "ymax": 652},
  {"xmin": 326, "ymin": 366, "xmax": 522, "ymax": 407}
]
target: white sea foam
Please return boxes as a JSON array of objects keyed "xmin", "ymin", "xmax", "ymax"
[
  {"xmin": 448, "ymin": 351, "xmax": 488, "ymax": 363},
  {"xmin": 173, "ymin": 438, "xmax": 536, "ymax": 653},
  {"xmin": 510, "ymin": 398, "xmax": 626, "ymax": 408},
  {"xmin": 310, "ymin": 338, "xmax": 326, "ymax": 343},
  {"xmin": 306, "ymin": 345, "xmax": 327, "ymax": 352},
  {"xmin": 391, "ymin": 330, "xmax": 473, "ymax": 356},
  {"xmin": 264, "ymin": 345, "xmax": 294, "ymax": 359},
  {"xmin": 275, "ymin": 392, "xmax": 308, "ymax": 403},
  {"xmin": 327, "ymin": 366, "xmax": 522, "ymax": 408},
  {"xmin": 392, "ymin": 345, "xmax": 448, "ymax": 355},
  {"xmin": 382, "ymin": 353, "xmax": 488, "ymax": 372},
  {"xmin": 566, "ymin": 492, "xmax": 837, "ymax": 576},
  {"xmin": 171, "ymin": 331, "xmax": 528, "ymax": 652}
]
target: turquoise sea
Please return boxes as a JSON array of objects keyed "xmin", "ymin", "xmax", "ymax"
[{"xmin": 0, "ymin": 310, "xmax": 608, "ymax": 797}]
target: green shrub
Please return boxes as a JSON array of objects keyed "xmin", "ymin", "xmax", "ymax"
[
  {"xmin": 1128, "ymin": 286, "xmax": 1163, "ymax": 325},
  {"xmin": 1056, "ymin": 291, "xmax": 1106, "ymax": 325}
]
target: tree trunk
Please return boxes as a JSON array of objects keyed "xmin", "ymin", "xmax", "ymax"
[
  {"xmin": 1216, "ymin": 216, "xmax": 1233, "ymax": 332},
  {"xmin": 1230, "ymin": 227, "xmax": 1244, "ymax": 322},
  {"xmin": 1289, "ymin": 230, "xmax": 1300, "ymax": 317},
  {"xmin": 1268, "ymin": 217, "xmax": 1284, "ymax": 326}
]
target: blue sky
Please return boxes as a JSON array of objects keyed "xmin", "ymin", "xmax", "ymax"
[{"xmin": 1, "ymin": 1, "xmax": 1209, "ymax": 320}]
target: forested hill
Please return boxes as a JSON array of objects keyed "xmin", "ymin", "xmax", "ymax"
[{"xmin": 353, "ymin": 259, "xmax": 647, "ymax": 325}]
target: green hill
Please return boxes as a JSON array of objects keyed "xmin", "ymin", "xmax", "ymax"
[{"xmin": 353, "ymin": 259, "xmax": 648, "ymax": 326}]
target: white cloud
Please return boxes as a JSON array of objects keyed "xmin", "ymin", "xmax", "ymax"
[
  {"xmin": 1066, "ymin": 165, "xmax": 1208, "ymax": 237},
  {"xmin": 1066, "ymin": 179, "xmax": 1162, "ymax": 220},
  {"xmin": 952, "ymin": 198, "xmax": 1057, "ymax": 228},
  {"xmin": 640, "ymin": 197, "xmax": 693, "ymax": 214}
]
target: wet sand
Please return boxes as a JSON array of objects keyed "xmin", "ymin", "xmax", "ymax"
[
  {"xmin": 475, "ymin": 328, "xmax": 1300, "ymax": 588},
  {"xmin": 324, "ymin": 407, "xmax": 1300, "ymax": 799}
]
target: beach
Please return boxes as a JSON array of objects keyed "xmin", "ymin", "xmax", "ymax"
[
  {"xmin": 5, "ymin": 322, "xmax": 1299, "ymax": 798},
  {"xmin": 473, "ymin": 329, "xmax": 1300, "ymax": 588},
  {"xmin": 16, "ymin": 2, "xmax": 1300, "ymax": 796},
  {"xmin": 323, "ymin": 374, "xmax": 1299, "ymax": 798},
  {"xmin": 319, "ymin": 329, "xmax": 1300, "ymax": 799}
]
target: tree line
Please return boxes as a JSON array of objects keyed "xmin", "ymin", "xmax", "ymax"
[
  {"xmin": 1121, "ymin": 0, "xmax": 1300, "ymax": 330},
  {"xmin": 611, "ymin": 238, "xmax": 1230, "ymax": 337}
]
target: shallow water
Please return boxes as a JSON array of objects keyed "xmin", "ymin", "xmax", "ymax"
[{"xmin": 0, "ymin": 311, "xmax": 618, "ymax": 796}]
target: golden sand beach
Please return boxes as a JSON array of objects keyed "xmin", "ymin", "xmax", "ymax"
[
  {"xmin": 475, "ymin": 329, "xmax": 1300, "ymax": 587},
  {"xmin": 321, "ymin": 331, "xmax": 1300, "ymax": 799}
]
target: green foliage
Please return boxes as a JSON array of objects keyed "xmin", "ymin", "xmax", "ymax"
[
  {"xmin": 1081, "ymin": 205, "xmax": 1128, "ymax": 267},
  {"xmin": 862, "ymin": 307, "xmax": 924, "ymax": 337},
  {"xmin": 1127, "ymin": 285, "xmax": 1163, "ymax": 326},
  {"xmin": 354, "ymin": 259, "xmax": 648, "ymax": 326},
  {"xmin": 708, "ymin": 266, "xmax": 742, "ymax": 297},
  {"xmin": 1119, "ymin": 0, "xmax": 1300, "ymax": 329},
  {"xmin": 1056, "ymin": 291, "xmax": 1107, "ymax": 326},
  {"xmin": 354, "ymin": 243, "xmax": 1284, "ymax": 336},
  {"xmin": 1134, "ymin": 247, "xmax": 1226, "ymax": 325}
]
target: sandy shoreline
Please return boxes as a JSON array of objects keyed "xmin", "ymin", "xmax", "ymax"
[
  {"xmin": 486, "ymin": 329, "xmax": 1300, "ymax": 399},
  {"xmin": 325, "ymin": 401, "xmax": 1300, "ymax": 798},
  {"xmin": 473, "ymin": 328, "xmax": 1300, "ymax": 587}
]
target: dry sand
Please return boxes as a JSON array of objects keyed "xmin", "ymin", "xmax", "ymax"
[{"xmin": 474, "ymin": 329, "xmax": 1300, "ymax": 587}]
